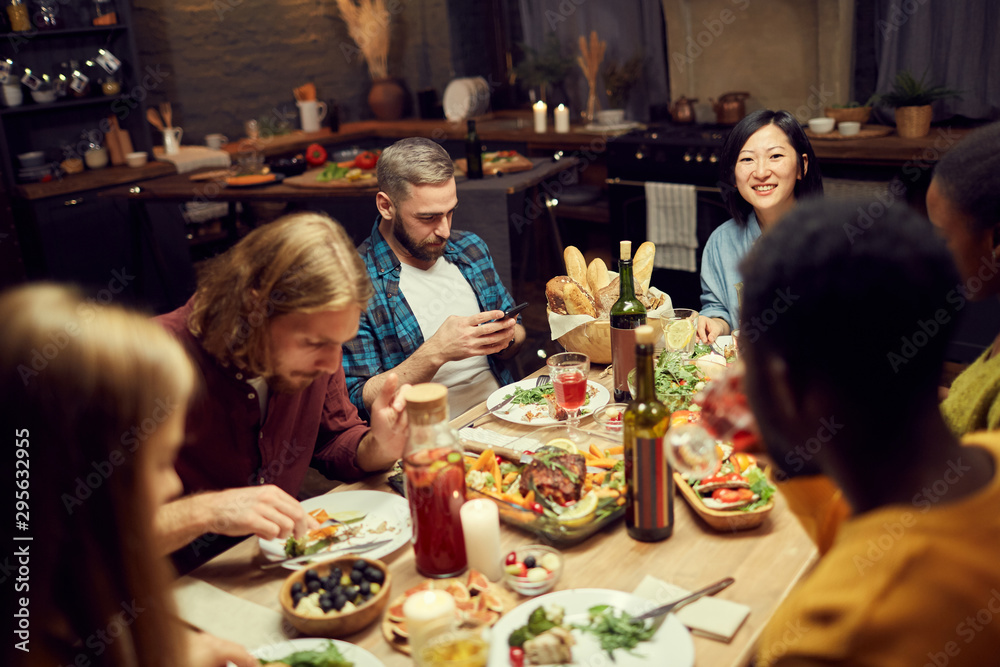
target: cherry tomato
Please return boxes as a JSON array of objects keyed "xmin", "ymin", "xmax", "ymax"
[
  {"xmin": 510, "ymin": 646, "xmax": 525, "ymax": 667},
  {"xmin": 354, "ymin": 150, "xmax": 378, "ymax": 170},
  {"xmin": 505, "ymin": 551, "xmax": 518, "ymax": 566},
  {"xmin": 531, "ymin": 502, "xmax": 544, "ymax": 514}
]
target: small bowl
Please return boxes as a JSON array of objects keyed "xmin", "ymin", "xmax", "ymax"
[
  {"xmin": 502, "ymin": 544, "xmax": 563, "ymax": 596},
  {"xmin": 807, "ymin": 117, "xmax": 835, "ymax": 134},
  {"xmin": 837, "ymin": 121, "xmax": 861, "ymax": 137},
  {"xmin": 18, "ymin": 151, "xmax": 45, "ymax": 168},
  {"xmin": 126, "ymin": 151, "xmax": 148, "ymax": 168},
  {"xmin": 31, "ymin": 89, "xmax": 57, "ymax": 104},
  {"xmin": 278, "ymin": 556, "xmax": 391, "ymax": 638},
  {"xmin": 592, "ymin": 403, "xmax": 628, "ymax": 434}
]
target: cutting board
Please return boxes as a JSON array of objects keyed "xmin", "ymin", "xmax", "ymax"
[
  {"xmin": 283, "ymin": 168, "xmax": 378, "ymax": 189},
  {"xmin": 454, "ymin": 151, "xmax": 534, "ymax": 176}
]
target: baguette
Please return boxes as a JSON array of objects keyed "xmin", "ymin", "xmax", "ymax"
[
  {"xmin": 563, "ymin": 246, "xmax": 589, "ymax": 294},
  {"xmin": 563, "ymin": 282, "xmax": 597, "ymax": 317},
  {"xmin": 586, "ymin": 257, "xmax": 611, "ymax": 295},
  {"xmin": 633, "ymin": 241, "xmax": 656, "ymax": 293}
]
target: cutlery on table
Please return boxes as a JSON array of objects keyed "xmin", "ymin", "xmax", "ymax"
[
  {"xmin": 460, "ymin": 375, "xmax": 552, "ymax": 430},
  {"xmin": 632, "ymin": 577, "xmax": 735, "ymax": 621},
  {"xmin": 260, "ymin": 538, "xmax": 393, "ymax": 570}
]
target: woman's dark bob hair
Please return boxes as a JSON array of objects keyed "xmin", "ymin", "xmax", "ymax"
[{"xmin": 719, "ymin": 109, "xmax": 823, "ymax": 226}]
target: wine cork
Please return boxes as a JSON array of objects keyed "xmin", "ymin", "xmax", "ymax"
[
  {"xmin": 635, "ymin": 324, "xmax": 656, "ymax": 345},
  {"xmin": 404, "ymin": 383, "xmax": 448, "ymax": 423},
  {"xmin": 620, "ymin": 240, "xmax": 632, "ymax": 261}
]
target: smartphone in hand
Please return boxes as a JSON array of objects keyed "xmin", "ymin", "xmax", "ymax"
[{"xmin": 503, "ymin": 302, "xmax": 529, "ymax": 320}]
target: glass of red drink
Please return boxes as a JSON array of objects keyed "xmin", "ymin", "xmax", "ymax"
[
  {"xmin": 403, "ymin": 446, "xmax": 468, "ymax": 578},
  {"xmin": 546, "ymin": 352, "xmax": 590, "ymax": 431}
]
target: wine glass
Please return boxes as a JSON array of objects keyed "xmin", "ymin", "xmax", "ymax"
[{"xmin": 546, "ymin": 352, "xmax": 590, "ymax": 433}]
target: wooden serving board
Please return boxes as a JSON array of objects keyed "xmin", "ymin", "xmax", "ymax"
[
  {"xmin": 380, "ymin": 570, "xmax": 517, "ymax": 655},
  {"xmin": 805, "ymin": 124, "xmax": 893, "ymax": 141},
  {"xmin": 674, "ymin": 472, "xmax": 773, "ymax": 531},
  {"xmin": 283, "ymin": 168, "xmax": 378, "ymax": 189},
  {"xmin": 454, "ymin": 152, "xmax": 534, "ymax": 176}
]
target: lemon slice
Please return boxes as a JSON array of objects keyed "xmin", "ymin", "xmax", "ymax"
[
  {"xmin": 557, "ymin": 491, "xmax": 598, "ymax": 527},
  {"xmin": 544, "ymin": 437, "xmax": 578, "ymax": 454},
  {"xmin": 665, "ymin": 319, "xmax": 695, "ymax": 351}
]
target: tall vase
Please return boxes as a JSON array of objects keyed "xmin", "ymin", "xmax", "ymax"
[{"xmin": 368, "ymin": 78, "xmax": 406, "ymax": 121}]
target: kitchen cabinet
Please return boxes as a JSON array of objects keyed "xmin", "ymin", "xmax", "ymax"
[{"xmin": 0, "ymin": 3, "xmax": 152, "ymax": 190}]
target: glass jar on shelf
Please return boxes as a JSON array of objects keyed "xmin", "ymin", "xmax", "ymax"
[
  {"xmin": 7, "ymin": 0, "xmax": 30, "ymax": 32},
  {"xmin": 91, "ymin": 0, "xmax": 116, "ymax": 26}
]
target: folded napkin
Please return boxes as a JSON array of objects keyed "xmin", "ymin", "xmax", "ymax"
[
  {"xmin": 645, "ymin": 182, "xmax": 698, "ymax": 273},
  {"xmin": 173, "ymin": 576, "xmax": 291, "ymax": 650},
  {"xmin": 633, "ymin": 574, "xmax": 750, "ymax": 642},
  {"xmin": 154, "ymin": 145, "xmax": 231, "ymax": 174},
  {"xmin": 458, "ymin": 427, "xmax": 519, "ymax": 449}
]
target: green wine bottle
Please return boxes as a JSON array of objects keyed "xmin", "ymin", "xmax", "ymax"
[
  {"xmin": 624, "ymin": 324, "xmax": 673, "ymax": 542},
  {"xmin": 466, "ymin": 119, "xmax": 483, "ymax": 179},
  {"xmin": 610, "ymin": 240, "xmax": 646, "ymax": 402}
]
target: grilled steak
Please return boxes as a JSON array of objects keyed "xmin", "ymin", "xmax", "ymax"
[{"xmin": 519, "ymin": 446, "xmax": 586, "ymax": 505}]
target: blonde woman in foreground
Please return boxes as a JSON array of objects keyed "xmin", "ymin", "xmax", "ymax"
[{"xmin": 0, "ymin": 284, "xmax": 258, "ymax": 667}]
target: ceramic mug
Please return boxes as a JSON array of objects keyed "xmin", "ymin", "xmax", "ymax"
[
  {"xmin": 297, "ymin": 100, "xmax": 327, "ymax": 133},
  {"xmin": 205, "ymin": 133, "xmax": 228, "ymax": 150},
  {"xmin": 2, "ymin": 83, "xmax": 23, "ymax": 107},
  {"xmin": 163, "ymin": 127, "xmax": 183, "ymax": 155}
]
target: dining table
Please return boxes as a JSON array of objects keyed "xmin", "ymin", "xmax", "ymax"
[{"xmin": 176, "ymin": 363, "xmax": 819, "ymax": 666}]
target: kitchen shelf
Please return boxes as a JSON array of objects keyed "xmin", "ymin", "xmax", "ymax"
[
  {"xmin": 0, "ymin": 26, "xmax": 125, "ymax": 40},
  {"xmin": 0, "ymin": 94, "xmax": 129, "ymax": 115}
]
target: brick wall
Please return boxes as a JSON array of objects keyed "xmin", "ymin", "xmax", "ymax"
[{"xmin": 132, "ymin": 0, "xmax": 455, "ymax": 147}]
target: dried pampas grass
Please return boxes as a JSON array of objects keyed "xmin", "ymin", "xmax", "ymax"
[{"xmin": 335, "ymin": 0, "xmax": 391, "ymax": 80}]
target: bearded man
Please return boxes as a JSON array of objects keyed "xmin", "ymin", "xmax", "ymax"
[{"xmin": 343, "ymin": 137, "xmax": 525, "ymax": 420}]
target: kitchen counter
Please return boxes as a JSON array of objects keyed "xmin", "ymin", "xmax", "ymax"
[{"xmin": 15, "ymin": 161, "xmax": 176, "ymax": 201}]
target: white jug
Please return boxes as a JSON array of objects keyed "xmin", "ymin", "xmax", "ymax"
[
  {"xmin": 297, "ymin": 100, "xmax": 327, "ymax": 133},
  {"xmin": 162, "ymin": 127, "xmax": 183, "ymax": 155}
]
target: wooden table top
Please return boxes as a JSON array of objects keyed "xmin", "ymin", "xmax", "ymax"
[{"xmin": 187, "ymin": 366, "xmax": 817, "ymax": 666}]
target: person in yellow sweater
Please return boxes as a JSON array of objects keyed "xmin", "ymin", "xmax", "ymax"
[
  {"xmin": 738, "ymin": 198, "xmax": 1000, "ymax": 667},
  {"xmin": 927, "ymin": 121, "xmax": 1000, "ymax": 435}
]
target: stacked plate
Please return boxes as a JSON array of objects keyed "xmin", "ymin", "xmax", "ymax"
[
  {"xmin": 443, "ymin": 76, "xmax": 490, "ymax": 121},
  {"xmin": 18, "ymin": 163, "xmax": 55, "ymax": 182}
]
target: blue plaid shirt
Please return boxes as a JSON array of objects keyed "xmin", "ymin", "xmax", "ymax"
[{"xmin": 343, "ymin": 218, "xmax": 517, "ymax": 419}]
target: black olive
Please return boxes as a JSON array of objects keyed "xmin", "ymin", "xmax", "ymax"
[
  {"xmin": 359, "ymin": 580, "xmax": 371, "ymax": 595},
  {"xmin": 306, "ymin": 579, "xmax": 322, "ymax": 593},
  {"xmin": 332, "ymin": 594, "xmax": 348, "ymax": 611},
  {"xmin": 304, "ymin": 568, "xmax": 320, "ymax": 581},
  {"xmin": 291, "ymin": 582, "xmax": 304, "ymax": 595},
  {"xmin": 319, "ymin": 595, "xmax": 334, "ymax": 612},
  {"xmin": 344, "ymin": 585, "xmax": 359, "ymax": 600},
  {"xmin": 329, "ymin": 567, "xmax": 343, "ymax": 581},
  {"xmin": 365, "ymin": 567, "xmax": 385, "ymax": 584},
  {"xmin": 362, "ymin": 591, "xmax": 374, "ymax": 601},
  {"xmin": 354, "ymin": 559, "xmax": 368, "ymax": 571},
  {"xmin": 292, "ymin": 591, "xmax": 304, "ymax": 607},
  {"xmin": 350, "ymin": 569, "xmax": 363, "ymax": 584},
  {"xmin": 524, "ymin": 555, "xmax": 536, "ymax": 569}
]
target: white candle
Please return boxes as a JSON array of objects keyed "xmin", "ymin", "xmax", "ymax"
[
  {"xmin": 554, "ymin": 104, "xmax": 570, "ymax": 133},
  {"xmin": 460, "ymin": 499, "xmax": 503, "ymax": 581},
  {"xmin": 403, "ymin": 590, "xmax": 456, "ymax": 661},
  {"xmin": 533, "ymin": 100, "xmax": 547, "ymax": 133}
]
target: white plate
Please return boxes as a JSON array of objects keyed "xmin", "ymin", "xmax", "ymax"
[
  {"xmin": 487, "ymin": 588, "xmax": 695, "ymax": 667},
  {"xmin": 249, "ymin": 637, "xmax": 385, "ymax": 666},
  {"xmin": 258, "ymin": 490, "xmax": 411, "ymax": 570},
  {"xmin": 712, "ymin": 335, "xmax": 734, "ymax": 356},
  {"xmin": 486, "ymin": 378, "xmax": 610, "ymax": 426}
]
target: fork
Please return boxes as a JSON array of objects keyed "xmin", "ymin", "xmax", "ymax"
[{"xmin": 460, "ymin": 375, "xmax": 552, "ymax": 429}]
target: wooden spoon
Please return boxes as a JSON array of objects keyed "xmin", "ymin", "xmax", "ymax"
[{"xmin": 146, "ymin": 108, "xmax": 164, "ymax": 131}]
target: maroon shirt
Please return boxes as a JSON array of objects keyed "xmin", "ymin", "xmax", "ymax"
[{"xmin": 156, "ymin": 300, "xmax": 369, "ymax": 498}]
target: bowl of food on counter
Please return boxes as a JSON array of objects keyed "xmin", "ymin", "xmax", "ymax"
[{"xmin": 279, "ymin": 556, "xmax": 391, "ymax": 637}]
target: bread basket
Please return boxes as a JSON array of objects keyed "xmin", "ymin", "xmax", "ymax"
[{"xmin": 550, "ymin": 310, "xmax": 613, "ymax": 363}]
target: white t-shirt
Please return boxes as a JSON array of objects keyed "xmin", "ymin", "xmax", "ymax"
[{"xmin": 399, "ymin": 258, "xmax": 500, "ymax": 416}]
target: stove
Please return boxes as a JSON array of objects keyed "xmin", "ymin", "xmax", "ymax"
[{"xmin": 607, "ymin": 123, "xmax": 733, "ymax": 188}]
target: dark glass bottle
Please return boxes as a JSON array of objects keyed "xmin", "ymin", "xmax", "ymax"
[
  {"xmin": 610, "ymin": 240, "xmax": 646, "ymax": 402},
  {"xmin": 465, "ymin": 119, "xmax": 483, "ymax": 179},
  {"xmin": 623, "ymin": 324, "xmax": 673, "ymax": 542}
]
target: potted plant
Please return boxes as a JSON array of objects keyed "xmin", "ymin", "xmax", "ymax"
[
  {"xmin": 600, "ymin": 53, "xmax": 643, "ymax": 124},
  {"xmin": 824, "ymin": 94, "xmax": 878, "ymax": 125},
  {"xmin": 514, "ymin": 33, "xmax": 574, "ymax": 105},
  {"xmin": 877, "ymin": 70, "xmax": 960, "ymax": 138}
]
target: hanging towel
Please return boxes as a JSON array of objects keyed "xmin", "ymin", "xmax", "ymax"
[{"xmin": 645, "ymin": 181, "xmax": 698, "ymax": 272}]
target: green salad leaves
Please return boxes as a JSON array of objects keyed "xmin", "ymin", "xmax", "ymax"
[
  {"xmin": 574, "ymin": 605, "xmax": 656, "ymax": 657},
  {"xmin": 261, "ymin": 641, "xmax": 352, "ymax": 667}
]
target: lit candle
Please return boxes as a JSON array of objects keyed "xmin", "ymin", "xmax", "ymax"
[
  {"xmin": 554, "ymin": 104, "xmax": 570, "ymax": 133},
  {"xmin": 403, "ymin": 590, "xmax": 456, "ymax": 660},
  {"xmin": 460, "ymin": 499, "xmax": 503, "ymax": 581},
  {"xmin": 533, "ymin": 100, "xmax": 547, "ymax": 133}
]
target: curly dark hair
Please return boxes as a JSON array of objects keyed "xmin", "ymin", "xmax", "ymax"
[
  {"xmin": 719, "ymin": 109, "xmax": 824, "ymax": 226},
  {"xmin": 931, "ymin": 121, "xmax": 1000, "ymax": 233}
]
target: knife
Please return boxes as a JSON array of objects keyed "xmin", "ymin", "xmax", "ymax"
[
  {"xmin": 458, "ymin": 393, "xmax": 517, "ymax": 429},
  {"xmin": 260, "ymin": 539, "xmax": 394, "ymax": 570},
  {"xmin": 632, "ymin": 577, "xmax": 735, "ymax": 621}
]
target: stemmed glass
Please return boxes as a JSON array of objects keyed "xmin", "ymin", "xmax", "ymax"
[{"xmin": 546, "ymin": 352, "xmax": 590, "ymax": 434}]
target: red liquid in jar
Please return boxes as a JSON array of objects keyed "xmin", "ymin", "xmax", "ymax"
[
  {"xmin": 554, "ymin": 371, "xmax": 587, "ymax": 410},
  {"xmin": 403, "ymin": 447, "xmax": 467, "ymax": 577}
]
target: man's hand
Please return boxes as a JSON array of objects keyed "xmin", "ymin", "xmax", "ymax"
[
  {"xmin": 155, "ymin": 486, "xmax": 319, "ymax": 554},
  {"xmin": 185, "ymin": 629, "xmax": 260, "ymax": 667},
  {"xmin": 697, "ymin": 315, "xmax": 730, "ymax": 344},
  {"xmin": 424, "ymin": 310, "xmax": 516, "ymax": 365},
  {"xmin": 359, "ymin": 372, "xmax": 410, "ymax": 471}
]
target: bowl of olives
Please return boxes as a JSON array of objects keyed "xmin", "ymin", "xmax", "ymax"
[{"xmin": 278, "ymin": 556, "xmax": 391, "ymax": 637}]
